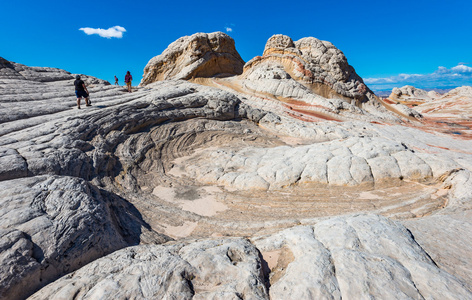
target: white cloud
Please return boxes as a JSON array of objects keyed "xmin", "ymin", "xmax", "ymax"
[
  {"xmin": 364, "ymin": 63, "xmax": 472, "ymax": 90},
  {"xmin": 224, "ymin": 23, "xmax": 235, "ymax": 33},
  {"xmin": 451, "ymin": 64, "xmax": 472, "ymax": 73},
  {"xmin": 79, "ymin": 26, "xmax": 126, "ymax": 38}
]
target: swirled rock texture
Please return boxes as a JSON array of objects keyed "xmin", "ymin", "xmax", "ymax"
[
  {"xmin": 141, "ymin": 32, "xmax": 245, "ymax": 84},
  {"xmin": 0, "ymin": 56, "xmax": 109, "ymax": 84},
  {"xmin": 1, "ymin": 36, "xmax": 472, "ymax": 300},
  {"xmin": 386, "ymin": 85, "xmax": 472, "ymax": 139},
  {"xmin": 243, "ymin": 34, "xmax": 373, "ymax": 104},
  {"xmin": 0, "ymin": 175, "xmax": 171, "ymax": 300}
]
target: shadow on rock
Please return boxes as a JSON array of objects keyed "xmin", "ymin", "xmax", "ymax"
[
  {"xmin": 0, "ymin": 175, "xmax": 171, "ymax": 300},
  {"xmin": 100, "ymin": 188, "xmax": 172, "ymax": 246}
]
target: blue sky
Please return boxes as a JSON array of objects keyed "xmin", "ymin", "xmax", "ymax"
[{"xmin": 1, "ymin": 0, "xmax": 471, "ymax": 91}]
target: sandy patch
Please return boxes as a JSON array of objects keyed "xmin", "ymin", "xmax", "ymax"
[
  {"xmin": 180, "ymin": 196, "xmax": 228, "ymax": 216},
  {"xmin": 167, "ymin": 166, "xmax": 186, "ymax": 177},
  {"xmin": 263, "ymin": 246, "xmax": 295, "ymax": 285},
  {"xmin": 358, "ymin": 191, "xmax": 381, "ymax": 200},
  {"xmin": 431, "ymin": 188, "xmax": 449, "ymax": 200},
  {"xmin": 152, "ymin": 186, "xmax": 176, "ymax": 203},
  {"xmin": 153, "ymin": 185, "xmax": 228, "ymax": 216},
  {"xmin": 168, "ymin": 147, "xmax": 221, "ymax": 178},
  {"xmin": 164, "ymin": 221, "xmax": 198, "ymax": 238},
  {"xmin": 262, "ymin": 249, "xmax": 281, "ymax": 270},
  {"xmin": 167, "ymin": 155, "xmax": 189, "ymax": 177}
]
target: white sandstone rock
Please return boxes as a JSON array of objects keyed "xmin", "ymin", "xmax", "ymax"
[
  {"xmin": 141, "ymin": 32, "xmax": 245, "ymax": 84},
  {"xmin": 0, "ymin": 176, "xmax": 127, "ymax": 300},
  {"xmin": 1, "ymin": 42, "xmax": 472, "ymax": 300},
  {"xmin": 29, "ymin": 238, "xmax": 268, "ymax": 299}
]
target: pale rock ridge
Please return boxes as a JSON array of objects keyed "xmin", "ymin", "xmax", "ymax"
[
  {"xmin": 170, "ymin": 134, "xmax": 472, "ymax": 191},
  {"xmin": 0, "ymin": 56, "xmax": 71, "ymax": 82},
  {"xmin": 29, "ymin": 215, "xmax": 472, "ymax": 299},
  {"xmin": 390, "ymin": 85, "xmax": 440, "ymax": 102},
  {"xmin": 141, "ymin": 32, "xmax": 245, "ymax": 85},
  {"xmin": 254, "ymin": 214, "xmax": 472, "ymax": 299},
  {"xmin": 392, "ymin": 85, "xmax": 472, "ymax": 138},
  {"xmin": 0, "ymin": 56, "xmax": 109, "ymax": 85},
  {"xmin": 443, "ymin": 85, "xmax": 472, "ymax": 98}
]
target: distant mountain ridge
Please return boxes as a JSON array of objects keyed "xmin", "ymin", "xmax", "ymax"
[{"xmin": 374, "ymin": 86, "xmax": 457, "ymax": 97}]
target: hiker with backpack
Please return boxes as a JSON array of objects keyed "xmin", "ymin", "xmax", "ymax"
[
  {"xmin": 114, "ymin": 75, "xmax": 118, "ymax": 85},
  {"xmin": 74, "ymin": 75, "xmax": 91, "ymax": 109},
  {"xmin": 125, "ymin": 71, "xmax": 132, "ymax": 93}
]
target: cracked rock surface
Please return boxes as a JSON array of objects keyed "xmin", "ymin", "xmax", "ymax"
[
  {"xmin": 1, "ymin": 32, "xmax": 472, "ymax": 300},
  {"xmin": 29, "ymin": 238, "xmax": 268, "ymax": 300},
  {"xmin": 28, "ymin": 215, "xmax": 472, "ymax": 299}
]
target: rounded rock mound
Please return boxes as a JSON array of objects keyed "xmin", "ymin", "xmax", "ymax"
[
  {"xmin": 243, "ymin": 34, "xmax": 373, "ymax": 104},
  {"xmin": 141, "ymin": 32, "xmax": 245, "ymax": 85},
  {"xmin": 390, "ymin": 85, "xmax": 440, "ymax": 102}
]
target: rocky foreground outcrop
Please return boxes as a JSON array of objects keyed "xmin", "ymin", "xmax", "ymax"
[
  {"xmin": 26, "ymin": 215, "xmax": 472, "ymax": 299},
  {"xmin": 1, "ymin": 31, "xmax": 472, "ymax": 299}
]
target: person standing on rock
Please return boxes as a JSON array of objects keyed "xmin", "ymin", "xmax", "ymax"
[
  {"xmin": 125, "ymin": 71, "xmax": 132, "ymax": 93},
  {"xmin": 74, "ymin": 75, "xmax": 91, "ymax": 109},
  {"xmin": 114, "ymin": 75, "xmax": 118, "ymax": 85}
]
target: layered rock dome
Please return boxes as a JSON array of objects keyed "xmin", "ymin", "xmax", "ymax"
[
  {"xmin": 245, "ymin": 34, "xmax": 371, "ymax": 103},
  {"xmin": 1, "ymin": 32, "xmax": 472, "ymax": 299},
  {"xmin": 141, "ymin": 32, "xmax": 245, "ymax": 84},
  {"xmin": 142, "ymin": 33, "xmax": 420, "ymax": 124}
]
